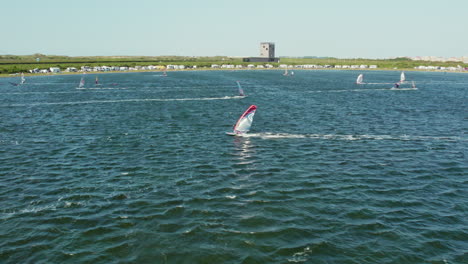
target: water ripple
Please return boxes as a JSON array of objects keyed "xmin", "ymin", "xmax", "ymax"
[{"xmin": 1, "ymin": 70, "xmax": 467, "ymax": 263}]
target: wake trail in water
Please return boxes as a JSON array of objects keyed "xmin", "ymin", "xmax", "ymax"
[
  {"xmin": 1, "ymin": 86, "xmax": 244, "ymax": 94},
  {"xmin": 2, "ymin": 96, "xmax": 244, "ymax": 107},
  {"xmin": 240, "ymin": 132, "xmax": 464, "ymax": 142},
  {"xmin": 75, "ymin": 87, "xmax": 128, "ymax": 90},
  {"xmin": 362, "ymin": 82, "xmax": 395, "ymax": 85},
  {"xmin": 309, "ymin": 88, "xmax": 418, "ymax": 93}
]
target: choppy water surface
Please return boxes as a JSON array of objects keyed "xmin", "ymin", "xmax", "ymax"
[{"xmin": 0, "ymin": 70, "xmax": 466, "ymax": 263}]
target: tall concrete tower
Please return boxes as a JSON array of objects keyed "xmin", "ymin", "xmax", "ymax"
[{"xmin": 259, "ymin": 42, "xmax": 275, "ymax": 58}]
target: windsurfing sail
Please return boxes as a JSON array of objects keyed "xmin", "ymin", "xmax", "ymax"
[
  {"xmin": 283, "ymin": 68, "xmax": 288, "ymax": 76},
  {"xmin": 95, "ymin": 76, "xmax": 99, "ymax": 85},
  {"xmin": 20, "ymin": 73, "xmax": 26, "ymax": 84},
  {"xmin": 356, "ymin": 74, "xmax": 364, "ymax": 84},
  {"xmin": 400, "ymin": 72, "xmax": 406, "ymax": 83},
  {"xmin": 232, "ymin": 105, "xmax": 257, "ymax": 134},
  {"xmin": 411, "ymin": 81, "xmax": 416, "ymax": 88},
  {"xmin": 78, "ymin": 76, "xmax": 85, "ymax": 88},
  {"xmin": 236, "ymin": 81, "xmax": 245, "ymax": 96}
]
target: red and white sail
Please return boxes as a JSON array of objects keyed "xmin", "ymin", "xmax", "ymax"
[{"xmin": 233, "ymin": 105, "xmax": 257, "ymax": 134}]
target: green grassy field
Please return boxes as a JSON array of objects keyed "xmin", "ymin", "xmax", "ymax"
[{"xmin": 1, "ymin": 54, "xmax": 466, "ymax": 75}]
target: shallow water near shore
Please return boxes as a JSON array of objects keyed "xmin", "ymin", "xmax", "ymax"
[{"xmin": 0, "ymin": 70, "xmax": 467, "ymax": 263}]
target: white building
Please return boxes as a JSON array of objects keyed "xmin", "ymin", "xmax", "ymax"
[{"xmin": 259, "ymin": 42, "xmax": 275, "ymax": 58}]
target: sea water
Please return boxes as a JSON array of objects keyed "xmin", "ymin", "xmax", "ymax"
[{"xmin": 0, "ymin": 70, "xmax": 466, "ymax": 263}]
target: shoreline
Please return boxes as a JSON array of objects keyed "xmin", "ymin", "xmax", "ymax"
[{"xmin": 1, "ymin": 67, "xmax": 467, "ymax": 79}]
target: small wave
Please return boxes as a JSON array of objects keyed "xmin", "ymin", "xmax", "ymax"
[
  {"xmin": 287, "ymin": 246, "xmax": 313, "ymax": 263},
  {"xmin": 0, "ymin": 204, "xmax": 58, "ymax": 220},
  {"xmin": 0, "ymin": 140, "xmax": 20, "ymax": 145},
  {"xmin": 64, "ymin": 201, "xmax": 85, "ymax": 208},
  {"xmin": 240, "ymin": 132, "xmax": 464, "ymax": 141}
]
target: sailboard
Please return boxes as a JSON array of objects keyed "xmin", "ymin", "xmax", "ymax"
[
  {"xmin": 78, "ymin": 76, "xmax": 85, "ymax": 88},
  {"xmin": 283, "ymin": 68, "xmax": 289, "ymax": 76},
  {"xmin": 95, "ymin": 76, "xmax": 100, "ymax": 86},
  {"xmin": 9, "ymin": 73, "xmax": 25, "ymax": 86},
  {"xmin": 226, "ymin": 105, "xmax": 257, "ymax": 136},
  {"xmin": 356, "ymin": 74, "xmax": 364, "ymax": 84},
  {"xmin": 236, "ymin": 81, "xmax": 245, "ymax": 97}
]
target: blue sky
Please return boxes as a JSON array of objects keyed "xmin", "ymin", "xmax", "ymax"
[{"xmin": 2, "ymin": 0, "xmax": 467, "ymax": 58}]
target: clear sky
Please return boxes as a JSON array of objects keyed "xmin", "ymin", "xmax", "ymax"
[{"xmin": 2, "ymin": 0, "xmax": 467, "ymax": 58}]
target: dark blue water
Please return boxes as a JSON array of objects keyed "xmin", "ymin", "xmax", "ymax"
[{"xmin": 0, "ymin": 70, "xmax": 467, "ymax": 263}]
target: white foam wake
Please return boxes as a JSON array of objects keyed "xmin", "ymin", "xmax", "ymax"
[
  {"xmin": 363, "ymin": 82, "xmax": 395, "ymax": 85},
  {"xmin": 4, "ymin": 96, "xmax": 244, "ymax": 107},
  {"xmin": 75, "ymin": 87, "xmax": 127, "ymax": 90},
  {"xmin": 239, "ymin": 132, "xmax": 464, "ymax": 141},
  {"xmin": 308, "ymin": 88, "xmax": 417, "ymax": 93}
]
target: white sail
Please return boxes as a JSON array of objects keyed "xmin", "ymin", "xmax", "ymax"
[
  {"xmin": 356, "ymin": 74, "xmax": 364, "ymax": 84},
  {"xmin": 20, "ymin": 73, "xmax": 26, "ymax": 84},
  {"xmin": 283, "ymin": 68, "xmax": 288, "ymax": 76},
  {"xmin": 78, "ymin": 77, "xmax": 85, "ymax": 88},
  {"xmin": 400, "ymin": 72, "xmax": 406, "ymax": 83},
  {"xmin": 236, "ymin": 81, "xmax": 245, "ymax": 96}
]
